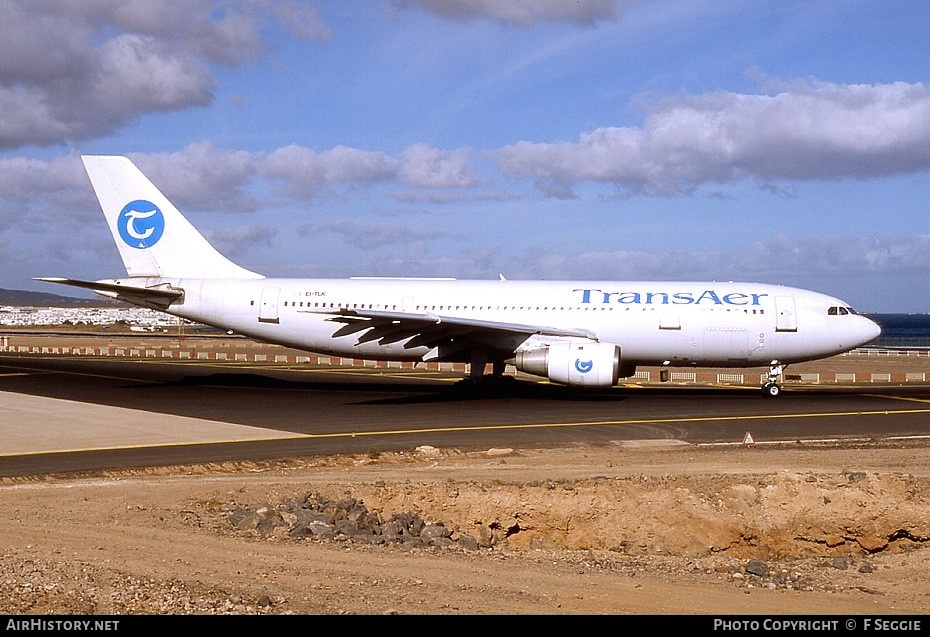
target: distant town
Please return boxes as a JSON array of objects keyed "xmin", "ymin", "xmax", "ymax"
[{"xmin": 0, "ymin": 304, "xmax": 184, "ymax": 331}]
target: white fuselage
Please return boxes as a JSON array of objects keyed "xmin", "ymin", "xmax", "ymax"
[{"xmin": 123, "ymin": 276, "xmax": 881, "ymax": 368}]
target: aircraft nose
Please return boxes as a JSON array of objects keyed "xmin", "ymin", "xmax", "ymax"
[{"xmin": 859, "ymin": 315, "xmax": 882, "ymax": 345}]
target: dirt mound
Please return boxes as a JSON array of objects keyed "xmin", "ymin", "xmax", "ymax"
[{"xmin": 207, "ymin": 459, "xmax": 930, "ymax": 559}]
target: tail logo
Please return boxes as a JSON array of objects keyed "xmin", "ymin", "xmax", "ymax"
[
  {"xmin": 118, "ymin": 200, "xmax": 164, "ymax": 249},
  {"xmin": 574, "ymin": 359, "xmax": 593, "ymax": 374}
]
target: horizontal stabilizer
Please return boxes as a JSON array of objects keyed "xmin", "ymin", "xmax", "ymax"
[{"xmin": 34, "ymin": 277, "xmax": 183, "ymax": 309}]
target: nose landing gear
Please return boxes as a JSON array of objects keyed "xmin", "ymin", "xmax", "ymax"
[{"xmin": 762, "ymin": 360, "xmax": 784, "ymax": 397}]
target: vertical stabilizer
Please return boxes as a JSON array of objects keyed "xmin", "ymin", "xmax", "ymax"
[{"xmin": 81, "ymin": 155, "xmax": 264, "ymax": 279}]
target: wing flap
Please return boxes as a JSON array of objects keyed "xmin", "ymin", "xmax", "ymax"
[{"xmin": 301, "ymin": 306, "xmax": 597, "ymax": 352}]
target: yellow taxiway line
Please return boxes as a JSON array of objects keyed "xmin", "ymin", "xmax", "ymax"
[{"xmin": 298, "ymin": 406, "xmax": 930, "ymax": 440}]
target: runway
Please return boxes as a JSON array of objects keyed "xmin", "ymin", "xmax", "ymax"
[{"xmin": 3, "ymin": 353, "xmax": 930, "ymax": 477}]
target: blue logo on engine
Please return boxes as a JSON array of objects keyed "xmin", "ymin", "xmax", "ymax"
[
  {"xmin": 575, "ymin": 359, "xmax": 593, "ymax": 374},
  {"xmin": 118, "ymin": 200, "xmax": 164, "ymax": 249}
]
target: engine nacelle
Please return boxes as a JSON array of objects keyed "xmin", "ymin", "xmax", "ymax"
[{"xmin": 515, "ymin": 342, "xmax": 631, "ymax": 388}]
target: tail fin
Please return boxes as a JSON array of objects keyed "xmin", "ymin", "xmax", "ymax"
[{"xmin": 81, "ymin": 155, "xmax": 264, "ymax": 280}]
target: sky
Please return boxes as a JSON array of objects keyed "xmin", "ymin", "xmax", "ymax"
[{"xmin": 1, "ymin": 0, "xmax": 929, "ymax": 312}]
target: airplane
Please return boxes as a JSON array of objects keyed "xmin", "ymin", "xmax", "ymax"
[{"xmin": 37, "ymin": 155, "xmax": 882, "ymax": 397}]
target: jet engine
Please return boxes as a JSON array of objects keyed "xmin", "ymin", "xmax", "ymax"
[{"xmin": 514, "ymin": 342, "xmax": 633, "ymax": 388}]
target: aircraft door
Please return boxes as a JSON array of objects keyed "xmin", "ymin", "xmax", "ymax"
[
  {"xmin": 258, "ymin": 287, "xmax": 281, "ymax": 324},
  {"xmin": 775, "ymin": 296, "xmax": 797, "ymax": 332}
]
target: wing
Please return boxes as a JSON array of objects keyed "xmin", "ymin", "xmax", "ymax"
[{"xmin": 302, "ymin": 306, "xmax": 596, "ymax": 356}]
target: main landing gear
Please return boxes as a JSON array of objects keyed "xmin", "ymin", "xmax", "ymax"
[
  {"xmin": 467, "ymin": 350, "xmax": 507, "ymax": 381},
  {"xmin": 762, "ymin": 360, "xmax": 784, "ymax": 398},
  {"xmin": 454, "ymin": 354, "xmax": 516, "ymax": 394},
  {"xmin": 458, "ymin": 351, "xmax": 510, "ymax": 386}
]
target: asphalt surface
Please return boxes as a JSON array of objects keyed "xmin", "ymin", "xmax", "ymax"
[{"xmin": 3, "ymin": 353, "xmax": 930, "ymax": 477}]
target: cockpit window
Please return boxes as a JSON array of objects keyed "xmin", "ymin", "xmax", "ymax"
[{"xmin": 828, "ymin": 306, "xmax": 859, "ymax": 316}]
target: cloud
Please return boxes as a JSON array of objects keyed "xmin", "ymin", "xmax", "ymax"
[
  {"xmin": 0, "ymin": 153, "xmax": 123, "ymax": 281},
  {"xmin": 268, "ymin": 0, "xmax": 332, "ymax": 41},
  {"xmin": 493, "ymin": 81, "xmax": 930, "ymax": 196},
  {"xmin": 206, "ymin": 224, "xmax": 278, "ymax": 259},
  {"xmin": 259, "ymin": 144, "xmax": 399, "ymax": 199},
  {"xmin": 0, "ymin": 154, "xmax": 86, "ymax": 203},
  {"xmin": 0, "ymin": 141, "xmax": 486, "ymax": 231},
  {"xmin": 0, "ymin": 0, "xmax": 330, "ymax": 150},
  {"xmin": 94, "ymin": 33, "xmax": 215, "ymax": 110},
  {"xmin": 503, "ymin": 235, "xmax": 930, "ymax": 283},
  {"xmin": 394, "ymin": 0, "xmax": 622, "ymax": 26},
  {"xmin": 398, "ymin": 144, "xmax": 477, "ymax": 188},
  {"xmin": 129, "ymin": 143, "xmax": 260, "ymax": 213},
  {"xmin": 733, "ymin": 235, "xmax": 930, "ymax": 278},
  {"xmin": 305, "ymin": 220, "xmax": 447, "ymax": 251},
  {"xmin": 0, "ymin": 144, "xmax": 263, "ymax": 228},
  {"xmin": 0, "ymin": 154, "xmax": 94, "ymax": 238}
]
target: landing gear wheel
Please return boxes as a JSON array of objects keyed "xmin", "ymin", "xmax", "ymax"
[{"xmin": 762, "ymin": 382, "xmax": 781, "ymax": 398}]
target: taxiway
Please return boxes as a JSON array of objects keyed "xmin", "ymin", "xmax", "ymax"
[{"xmin": 3, "ymin": 352, "xmax": 930, "ymax": 477}]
